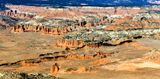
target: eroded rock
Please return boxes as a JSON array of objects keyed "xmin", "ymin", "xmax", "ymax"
[
  {"xmin": 65, "ymin": 66, "xmax": 91, "ymax": 73},
  {"xmin": 0, "ymin": 10, "xmax": 35, "ymax": 19},
  {"xmin": 56, "ymin": 39, "xmax": 85, "ymax": 49},
  {"xmin": 50, "ymin": 63, "xmax": 60, "ymax": 76},
  {"xmin": 11, "ymin": 24, "xmax": 76, "ymax": 35}
]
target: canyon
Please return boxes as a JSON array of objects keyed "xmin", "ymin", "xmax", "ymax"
[{"xmin": 0, "ymin": 4, "xmax": 160, "ymax": 79}]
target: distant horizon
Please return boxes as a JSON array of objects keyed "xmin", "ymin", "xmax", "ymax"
[
  {"xmin": 0, "ymin": 0, "xmax": 160, "ymax": 10},
  {"xmin": 4, "ymin": 3, "xmax": 160, "ymax": 7},
  {"xmin": 2, "ymin": 0, "xmax": 160, "ymax": 6}
]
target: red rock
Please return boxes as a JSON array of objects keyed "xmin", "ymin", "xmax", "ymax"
[
  {"xmin": 90, "ymin": 58, "xmax": 110, "ymax": 66},
  {"xmin": 0, "ymin": 10, "xmax": 35, "ymax": 19},
  {"xmin": 11, "ymin": 24, "xmax": 75, "ymax": 35},
  {"xmin": 50, "ymin": 63, "xmax": 60, "ymax": 75},
  {"xmin": 56, "ymin": 39, "xmax": 85, "ymax": 48}
]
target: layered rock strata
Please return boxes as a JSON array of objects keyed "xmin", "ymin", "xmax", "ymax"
[
  {"xmin": 11, "ymin": 24, "xmax": 78, "ymax": 35},
  {"xmin": 0, "ymin": 51, "xmax": 114, "ymax": 67},
  {"xmin": 0, "ymin": 15, "xmax": 19, "ymax": 29},
  {"xmin": 64, "ymin": 28, "xmax": 160, "ymax": 46},
  {"xmin": 105, "ymin": 12, "xmax": 160, "ymax": 31},
  {"xmin": 56, "ymin": 39, "xmax": 85, "ymax": 48},
  {"xmin": 0, "ymin": 10, "xmax": 35, "ymax": 19}
]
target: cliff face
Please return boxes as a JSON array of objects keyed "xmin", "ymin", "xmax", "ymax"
[
  {"xmin": 56, "ymin": 39, "xmax": 85, "ymax": 48},
  {"xmin": 105, "ymin": 16, "xmax": 160, "ymax": 31},
  {"xmin": 11, "ymin": 25, "xmax": 78, "ymax": 35},
  {"xmin": 0, "ymin": 10, "xmax": 35, "ymax": 19},
  {"xmin": 0, "ymin": 15, "xmax": 19, "ymax": 29},
  {"xmin": 56, "ymin": 39, "xmax": 113, "ymax": 49}
]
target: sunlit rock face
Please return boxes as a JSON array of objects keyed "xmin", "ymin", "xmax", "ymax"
[{"xmin": 56, "ymin": 39, "xmax": 85, "ymax": 48}]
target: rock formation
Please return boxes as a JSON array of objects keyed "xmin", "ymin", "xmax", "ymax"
[
  {"xmin": 0, "ymin": 10, "xmax": 35, "ymax": 19},
  {"xmin": 56, "ymin": 39, "xmax": 85, "ymax": 48},
  {"xmin": 20, "ymin": 60, "xmax": 38, "ymax": 67},
  {"xmin": 105, "ymin": 13, "xmax": 160, "ymax": 31},
  {"xmin": 66, "ymin": 66, "xmax": 91, "ymax": 73},
  {"xmin": 66, "ymin": 54, "xmax": 94, "ymax": 60},
  {"xmin": 65, "ymin": 28, "xmax": 160, "ymax": 47},
  {"xmin": 12, "ymin": 25, "xmax": 25, "ymax": 32},
  {"xmin": 90, "ymin": 58, "xmax": 111, "ymax": 66},
  {"xmin": 0, "ymin": 51, "xmax": 115, "ymax": 67},
  {"xmin": 50, "ymin": 63, "xmax": 60, "ymax": 75},
  {"xmin": 143, "ymin": 49, "xmax": 160, "ymax": 63},
  {"xmin": 11, "ymin": 24, "xmax": 77, "ymax": 35},
  {"xmin": 0, "ymin": 15, "xmax": 19, "ymax": 29}
]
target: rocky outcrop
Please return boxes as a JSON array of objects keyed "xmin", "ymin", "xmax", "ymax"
[
  {"xmin": 11, "ymin": 25, "xmax": 25, "ymax": 32},
  {"xmin": 0, "ymin": 15, "xmax": 19, "ymax": 29},
  {"xmin": 66, "ymin": 52, "xmax": 114, "ymax": 60},
  {"xmin": 65, "ymin": 28, "xmax": 160, "ymax": 46},
  {"xmin": 66, "ymin": 54, "xmax": 94, "ymax": 60},
  {"xmin": 0, "ymin": 10, "xmax": 35, "ymax": 19},
  {"xmin": 90, "ymin": 58, "xmax": 111, "ymax": 66},
  {"xmin": 56, "ymin": 38, "xmax": 128, "ymax": 49},
  {"xmin": 143, "ymin": 49, "xmax": 160, "ymax": 63},
  {"xmin": 50, "ymin": 63, "xmax": 60, "ymax": 75},
  {"xmin": 56, "ymin": 39, "xmax": 85, "ymax": 48},
  {"xmin": 105, "ymin": 15, "xmax": 160, "ymax": 31},
  {"xmin": 0, "ymin": 51, "xmax": 114, "ymax": 67},
  {"xmin": 11, "ymin": 24, "xmax": 78, "ymax": 35},
  {"xmin": 65, "ymin": 66, "xmax": 91, "ymax": 73},
  {"xmin": 20, "ymin": 60, "xmax": 38, "ymax": 67}
]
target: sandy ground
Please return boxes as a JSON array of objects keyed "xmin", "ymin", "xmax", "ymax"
[
  {"xmin": 0, "ymin": 5, "xmax": 160, "ymax": 79},
  {"xmin": 0, "ymin": 29, "xmax": 160, "ymax": 79}
]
